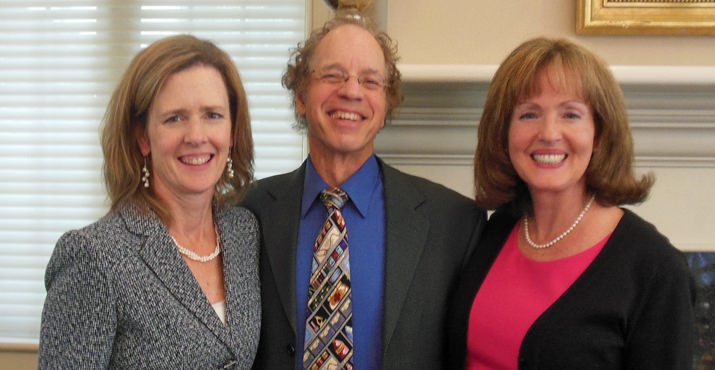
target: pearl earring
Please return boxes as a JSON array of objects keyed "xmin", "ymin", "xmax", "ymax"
[{"xmin": 141, "ymin": 157, "xmax": 150, "ymax": 188}]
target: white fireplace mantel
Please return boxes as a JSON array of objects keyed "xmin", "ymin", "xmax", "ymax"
[
  {"xmin": 376, "ymin": 64, "xmax": 715, "ymax": 252},
  {"xmin": 398, "ymin": 64, "xmax": 715, "ymax": 86}
]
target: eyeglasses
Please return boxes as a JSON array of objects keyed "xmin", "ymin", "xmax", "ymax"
[{"xmin": 311, "ymin": 68, "xmax": 388, "ymax": 91}]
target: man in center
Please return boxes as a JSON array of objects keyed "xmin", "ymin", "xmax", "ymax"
[{"xmin": 243, "ymin": 13, "xmax": 486, "ymax": 369}]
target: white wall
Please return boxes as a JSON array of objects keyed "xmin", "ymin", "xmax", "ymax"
[{"xmin": 384, "ymin": 0, "xmax": 715, "ymax": 66}]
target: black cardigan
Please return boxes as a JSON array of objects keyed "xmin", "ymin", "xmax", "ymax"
[{"xmin": 446, "ymin": 208, "xmax": 695, "ymax": 369}]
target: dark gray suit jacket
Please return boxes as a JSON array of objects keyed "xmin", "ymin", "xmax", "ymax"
[
  {"xmin": 39, "ymin": 203, "xmax": 260, "ymax": 369},
  {"xmin": 243, "ymin": 158, "xmax": 486, "ymax": 369}
]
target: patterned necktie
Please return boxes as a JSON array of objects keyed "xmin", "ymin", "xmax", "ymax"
[{"xmin": 303, "ymin": 188, "xmax": 354, "ymax": 370}]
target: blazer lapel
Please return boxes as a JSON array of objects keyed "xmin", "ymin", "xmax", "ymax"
[
  {"xmin": 120, "ymin": 204, "xmax": 237, "ymax": 355},
  {"xmin": 217, "ymin": 208, "xmax": 256, "ymax": 357},
  {"xmin": 261, "ymin": 164, "xmax": 306, "ymax": 333},
  {"xmin": 379, "ymin": 162, "xmax": 430, "ymax": 350}
]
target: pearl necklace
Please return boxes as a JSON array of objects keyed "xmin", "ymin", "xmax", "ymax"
[
  {"xmin": 523, "ymin": 195, "xmax": 595, "ymax": 249},
  {"xmin": 170, "ymin": 226, "xmax": 221, "ymax": 263}
]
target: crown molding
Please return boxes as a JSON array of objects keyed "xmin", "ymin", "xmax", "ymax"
[
  {"xmin": 398, "ymin": 64, "xmax": 715, "ymax": 86},
  {"xmin": 377, "ymin": 71, "xmax": 715, "ymax": 168}
]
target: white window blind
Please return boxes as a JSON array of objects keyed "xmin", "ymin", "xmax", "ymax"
[{"xmin": 0, "ymin": 0, "xmax": 307, "ymax": 345}]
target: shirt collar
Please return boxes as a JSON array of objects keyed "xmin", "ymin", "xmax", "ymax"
[{"xmin": 301, "ymin": 155, "xmax": 381, "ymax": 218}]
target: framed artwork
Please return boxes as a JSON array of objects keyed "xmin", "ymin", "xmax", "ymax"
[{"xmin": 577, "ymin": 0, "xmax": 715, "ymax": 35}]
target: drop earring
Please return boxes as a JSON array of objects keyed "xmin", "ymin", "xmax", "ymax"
[
  {"xmin": 226, "ymin": 151, "xmax": 235, "ymax": 179},
  {"xmin": 141, "ymin": 157, "xmax": 150, "ymax": 188}
]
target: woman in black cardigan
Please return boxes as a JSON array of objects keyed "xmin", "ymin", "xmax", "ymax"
[{"xmin": 447, "ymin": 37, "xmax": 695, "ymax": 369}]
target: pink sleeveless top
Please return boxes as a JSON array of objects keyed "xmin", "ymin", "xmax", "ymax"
[{"xmin": 465, "ymin": 222, "xmax": 610, "ymax": 370}]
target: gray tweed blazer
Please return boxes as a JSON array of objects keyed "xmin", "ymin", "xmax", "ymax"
[{"xmin": 39, "ymin": 203, "xmax": 260, "ymax": 369}]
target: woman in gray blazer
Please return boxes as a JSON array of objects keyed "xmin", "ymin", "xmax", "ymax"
[{"xmin": 39, "ymin": 35, "xmax": 260, "ymax": 369}]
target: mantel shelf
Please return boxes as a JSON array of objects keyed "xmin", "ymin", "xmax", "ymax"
[{"xmin": 399, "ymin": 64, "xmax": 715, "ymax": 86}]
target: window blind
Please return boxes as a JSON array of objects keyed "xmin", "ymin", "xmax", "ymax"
[{"xmin": 0, "ymin": 0, "xmax": 307, "ymax": 345}]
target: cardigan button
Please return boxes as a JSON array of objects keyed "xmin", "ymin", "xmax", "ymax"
[{"xmin": 287, "ymin": 344, "xmax": 296, "ymax": 356}]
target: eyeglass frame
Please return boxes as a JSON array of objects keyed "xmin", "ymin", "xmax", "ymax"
[{"xmin": 309, "ymin": 66, "xmax": 389, "ymax": 91}]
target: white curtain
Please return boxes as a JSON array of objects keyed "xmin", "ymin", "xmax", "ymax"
[{"xmin": 0, "ymin": 0, "xmax": 307, "ymax": 345}]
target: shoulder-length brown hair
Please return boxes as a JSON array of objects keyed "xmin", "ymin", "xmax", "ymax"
[
  {"xmin": 101, "ymin": 34, "xmax": 253, "ymax": 222},
  {"xmin": 474, "ymin": 37, "xmax": 652, "ymax": 213},
  {"xmin": 282, "ymin": 10, "xmax": 403, "ymax": 129}
]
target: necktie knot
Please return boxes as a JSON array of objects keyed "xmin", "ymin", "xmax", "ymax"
[{"xmin": 320, "ymin": 187, "xmax": 348, "ymax": 210}]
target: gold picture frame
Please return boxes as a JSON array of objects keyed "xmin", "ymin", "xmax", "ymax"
[{"xmin": 577, "ymin": 0, "xmax": 715, "ymax": 35}]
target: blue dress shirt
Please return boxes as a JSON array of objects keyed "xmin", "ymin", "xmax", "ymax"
[{"xmin": 296, "ymin": 155, "xmax": 386, "ymax": 370}]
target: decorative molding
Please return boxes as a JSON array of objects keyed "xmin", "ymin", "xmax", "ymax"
[
  {"xmin": 376, "ymin": 69, "xmax": 715, "ymax": 168},
  {"xmin": 636, "ymin": 157, "xmax": 715, "ymax": 168},
  {"xmin": 398, "ymin": 64, "xmax": 715, "ymax": 86},
  {"xmin": 613, "ymin": 66, "xmax": 715, "ymax": 86},
  {"xmin": 376, "ymin": 154, "xmax": 473, "ymax": 166},
  {"xmin": 398, "ymin": 64, "xmax": 497, "ymax": 83},
  {"xmin": 379, "ymin": 64, "xmax": 715, "ymax": 254}
]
